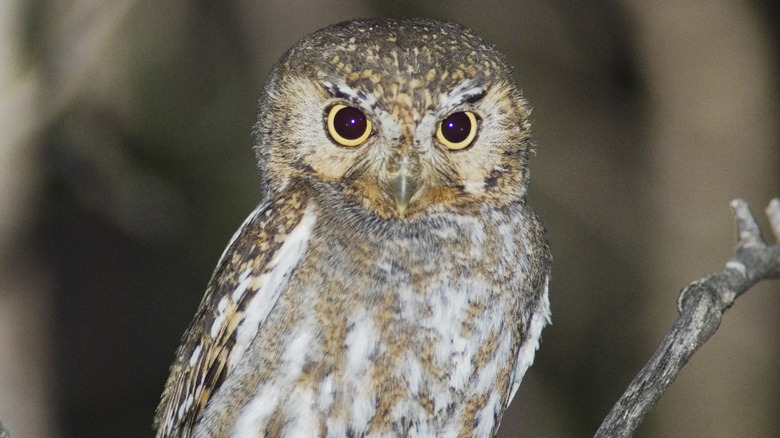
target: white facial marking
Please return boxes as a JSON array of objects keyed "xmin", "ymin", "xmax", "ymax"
[
  {"xmin": 376, "ymin": 110, "xmax": 403, "ymax": 143},
  {"xmin": 463, "ymin": 179, "xmax": 485, "ymax": 194},
  {"xmin": 437, "ymin": 82, "xmax": 482, "ymax": 109}
]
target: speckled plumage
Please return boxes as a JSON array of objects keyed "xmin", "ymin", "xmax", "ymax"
[{"xmin": 155, "ymin": 18, "xmax": 551, "ymax": 438}]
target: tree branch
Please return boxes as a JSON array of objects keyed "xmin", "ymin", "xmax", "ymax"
[{"xmin": 594, "ymin": 199, "xmax": 780, "ymax": 438}]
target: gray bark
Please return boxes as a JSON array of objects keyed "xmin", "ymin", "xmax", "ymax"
[{"xmin": 595, "ymin": 199, "xmax": 780, "ymax": 437}]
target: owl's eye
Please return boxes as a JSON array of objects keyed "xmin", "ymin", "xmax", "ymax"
[
  {"xmin": 436, "ymin": 111, "xmax": 477, "ymax": 150},
  {"xmin": 327, "ymin": 104, "xmax": 372, "ymax": 147}
]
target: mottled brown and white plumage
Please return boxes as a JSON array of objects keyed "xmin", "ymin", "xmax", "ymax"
[{"xmin": 155, "ymin": 18, "xmax": 551, "ymax": 438}]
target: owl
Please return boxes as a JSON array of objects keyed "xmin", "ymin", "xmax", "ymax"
[{"xmin": 155, "ymin": 18, "xmax": 551, "ymax": 438}]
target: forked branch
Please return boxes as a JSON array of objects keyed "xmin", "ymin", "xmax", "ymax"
[{"xmin": 594, "ymin": 199, "xmax": 780, "ymax": 438}]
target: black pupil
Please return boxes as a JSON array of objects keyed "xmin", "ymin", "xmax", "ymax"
[
  {"xmin": 333, "ymin": 106, "xmax": 367, "ymax": 140},
  {"xmin": 441, "ymin": 112, "xmax": 472, "ymax": 144}
]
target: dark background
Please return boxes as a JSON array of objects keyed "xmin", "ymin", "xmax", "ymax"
[{"xmin": 0, "ymin": 1, "xmax": 778, "ymax": 437}]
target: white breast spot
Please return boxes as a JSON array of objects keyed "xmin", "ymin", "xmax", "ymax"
[
  {"xmin": 282, "ymin": 328, "xmax": 315, "ymax": 373},
  {"xmin": 232, "ymin": 384, "xmax": 283, "ymax": 438},
  {"xmin": 345, "ymin": 315, "xmax": 378, "ymax": 378},
  {"xmin": 279, "ymin": 387, "xmax": 319, "ymax": 438},
  {"xmin": 317, "ymin": 374, "xmax": 335, "ymax": 411}
]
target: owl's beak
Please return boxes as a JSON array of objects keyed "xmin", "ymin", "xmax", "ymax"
[{"xmin": 387, "ymin": 153, "xmax": 420, "ymax": 218}]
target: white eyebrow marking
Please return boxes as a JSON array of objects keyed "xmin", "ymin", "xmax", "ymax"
[
  {"xmin": 438, "ymin": 82, "xmax": 485, "ymax": 109},
  {"xmin": 321, "ymin": 81, "xmax": 378, "ymax": 108}
]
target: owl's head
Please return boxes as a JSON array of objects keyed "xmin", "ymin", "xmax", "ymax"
[{"xmin": 254, "ymin": 18, "xmax": 533, "ymax": 219}]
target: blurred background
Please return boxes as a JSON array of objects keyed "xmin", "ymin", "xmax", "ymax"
[{"xmin": 0, "ymin": 0, "xmax": 778, "ymax": 437}]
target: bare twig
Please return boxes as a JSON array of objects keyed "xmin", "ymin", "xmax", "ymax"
[{"xmin": 594, "ymin": 199, "xmax": 780, "ymax": 438}]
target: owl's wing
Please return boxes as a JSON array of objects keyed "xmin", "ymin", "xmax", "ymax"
[
  {"xmin": 154, "ymin": 195, "xmax": 318, "ymax": 438},
  {"xmin": 505, "ymin": 274, "xmax": 551, "ymax": 407}
]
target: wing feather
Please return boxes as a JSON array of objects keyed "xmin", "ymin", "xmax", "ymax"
[
  {"xmin": 154, "ymin": 193, "xmax": 317, "ymax": 438},
  {"xmin": 506, "ymin": 273, "xmax": 551, "ymax": 408}
]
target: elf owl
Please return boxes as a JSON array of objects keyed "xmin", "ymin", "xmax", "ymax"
[{"xmin": 155, "ymin": 18, "xmax": 550, "ymax": 438}]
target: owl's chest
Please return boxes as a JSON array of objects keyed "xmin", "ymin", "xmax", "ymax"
[
  {"xmin": 292, "ymin": 211, "xmax": 522, "ymax": 357},
  {"xmin": 224, "ymin": 211, "xmax": 526, "ymax": 436}
]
